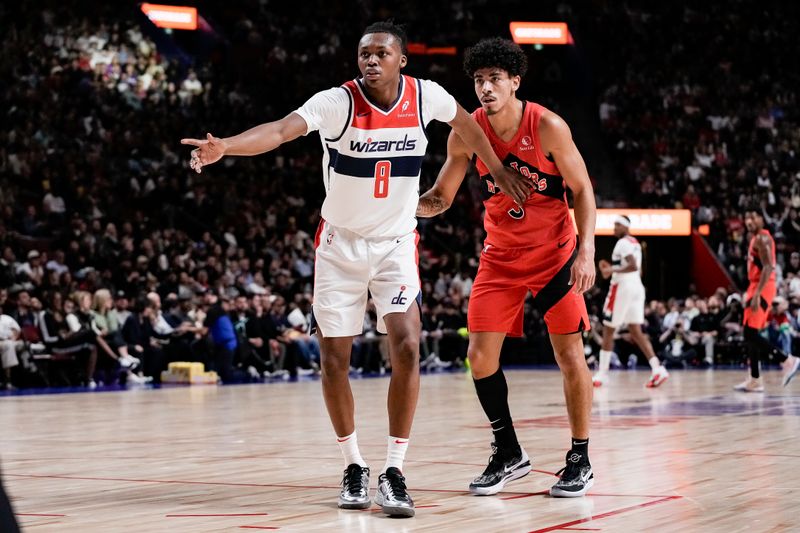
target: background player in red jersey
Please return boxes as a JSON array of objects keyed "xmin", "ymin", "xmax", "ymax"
[
  {"xmin": 733, "ymin": 208, "xmax": 799, "ymax": 392},
  {"xmin": 417, "ymin": 38, "xmax": 596, "ymax": 498}
]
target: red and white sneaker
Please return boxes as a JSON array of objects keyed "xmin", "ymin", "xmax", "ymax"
[
  {"xmin": 646, "ymin": 366, "xmax": 669, "ymax": 388},
  {"xmin": 781, "ymin": 355, "xmax": 800, "ymax": 387},
  {"xmin": 592, "ymin": 372, "xmax": 608, "ymax": 388}
]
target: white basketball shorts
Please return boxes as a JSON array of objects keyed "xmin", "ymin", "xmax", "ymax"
[
  {"xmin": 312, "ymin": 220, "xmax": 421, "ymax": 337},
  {"xmin": 602, "ymin": 280, "xmax": 646, "ymax": 329}
]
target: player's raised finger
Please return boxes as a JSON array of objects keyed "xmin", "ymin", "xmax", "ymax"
[{"xmin": 181, "ymin": 138, "xmax": 205, "ymax": 146}]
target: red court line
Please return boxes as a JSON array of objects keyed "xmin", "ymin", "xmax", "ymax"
[
  {"xmin": 6, "ymin": 473, "xmax": 470, "ymax": 494},
  {"xmin": 7, "ymin": 473, "xmax": 676, "ymax": 501},
  {"xmin": 415, "ymin": 504, "xmax": 441, "ymax": 509},
  {"xmin": 167, "ymin": 513, "xmax": 268, "ymax": 517},
  {"xmin": 16, "ymin": 513, "xmax": 67, "ymax": 517},
  {"xmin": 8, "ymin": 455, "xmax": 533, "ymax": 471},
  {"xmin": 528, "ymin": 495, "xmax": 682, "ymax": 533}
]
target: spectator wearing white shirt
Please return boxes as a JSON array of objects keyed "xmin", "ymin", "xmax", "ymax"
[
  {"xmin": 0, "ymin": 313, "xmax": 22, "ymax": 390},
  {"xmin": 45, "ymin": 250, "xmax": 69, "ymax": 277},
  {"xmin": 16, "ymin": 250, "xmax": 44, "ymax": 287}
]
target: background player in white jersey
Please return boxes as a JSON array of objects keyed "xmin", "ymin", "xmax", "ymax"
[
  {"xmin": 594, "ymin": 216, "xmax": 669, "ymax": 388},
  {"xmin": 181, "ymin": 21, "xmax": 529, "ymax": 518}
]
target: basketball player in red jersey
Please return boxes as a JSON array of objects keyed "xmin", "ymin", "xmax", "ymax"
[
  {"xmin": 418, "ymin": 38, "xmax": 596, "ymax": 497},
  {"xmin": 733, "ymin": 208, "xmax": 799, "ymax": 392}
]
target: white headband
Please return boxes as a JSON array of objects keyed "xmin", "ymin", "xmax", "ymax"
[{"xmin": 613, "ymin": 215, "xmax": 631, "ymax": 228}]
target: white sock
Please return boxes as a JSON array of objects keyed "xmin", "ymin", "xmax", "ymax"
[
  {"xmin": 382, "ymin": 436, "xmax": 409, "ymax": 474},
  {"xmin": 599, "ymin": 350, "xmax": 612, "ymax": 373},
  {"xmin": 337, "ymin": 431, "xmax": 367, "ymax": 468},
  {"xmin": 649, "ymin": 356, "xmax": 661, "ymax": 372}
]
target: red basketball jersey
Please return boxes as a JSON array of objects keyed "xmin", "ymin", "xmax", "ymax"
[
  {"xmin": 473, "ymin": 102, "xmax": 574, "ymax": 249},
  {"xmin": 747, "ymin": 229, "xmax": 775, "ymax": 284}
]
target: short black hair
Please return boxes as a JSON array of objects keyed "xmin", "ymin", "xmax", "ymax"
[
  {"xmin": 744, "ymin": 206, "xmax": 763, "ymax": 216},
  {"xmin": 362, "ymin": 21, "xmax": 408, "ymax": 54},
  {"xmin": 464, "ymin": 37, "xmax": 528, "ymax": 78}
]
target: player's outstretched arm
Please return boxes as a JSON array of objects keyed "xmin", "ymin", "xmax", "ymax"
[
  {"xmin": 540, "ymin": 110, "xmax": 597, "ymax": 294},
  {"xmin": 447, "ymin": 105, "xmax": 532, "ymax": 206},
  {"xmin": 417, "ymin": 131, "xmax": 472, "ymax": 218},
  {"xmin": 180, "ymin": 112, "xmax": 308, "ymax": 173}
]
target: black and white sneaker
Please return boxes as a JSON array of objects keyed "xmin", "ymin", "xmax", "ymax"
[
  {"xmin": 550, "ymin": 451, "xmax": 594, "ymax": 497},
  {"xmin": 469, "ymin": 442, "xmax": 532, "ymax": 495},
  {"xmin": 338, "ymin": 464, "xmax": 371, "ymax": 509},
  {"xmin": 374, "ymin": 467, "xmax": 414, "ymax": 517}
]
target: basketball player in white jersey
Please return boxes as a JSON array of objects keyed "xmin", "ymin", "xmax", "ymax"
[
  {"xmin": 593, "ymin": 216, "xmax": 669, "ymax": 388},
  {"xmin": 181, "ymin": 21, "xmax": 530, "ymax": 518}
]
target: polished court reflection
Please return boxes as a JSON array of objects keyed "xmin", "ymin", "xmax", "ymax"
[{"xmin": 2, "ymin": 369, "xmax": 797, "ymax": 532}]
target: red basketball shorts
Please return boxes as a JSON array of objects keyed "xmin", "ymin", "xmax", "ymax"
[
  {"xmin": 743, "ymin": 281, "xmax": 776, "ymax": 330},
  {"xmin": 468, "ymin": 234, "xmax": 589, "ymax": 336}
]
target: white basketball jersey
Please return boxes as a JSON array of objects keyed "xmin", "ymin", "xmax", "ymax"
[
  {"xmin": 611, "ymin": 235, "xmax": 643, "ymax": 284},
  {"xmin": 295, "ymin": 75, "xmax": 457, "ymax": 238}
]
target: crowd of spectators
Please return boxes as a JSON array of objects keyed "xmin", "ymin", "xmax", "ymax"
[
  {"xmin": 589, "ymin": 3, "xmax": 800, "ymax": 290},
  {"xmin": 1, "ymin": 1, "xmax": 799, "ymax": 390}
]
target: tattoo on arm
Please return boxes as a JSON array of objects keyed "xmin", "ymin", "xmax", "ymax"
[{"xmin": 416, "ymin": 195, "xmax": 449, "ymax": 217}]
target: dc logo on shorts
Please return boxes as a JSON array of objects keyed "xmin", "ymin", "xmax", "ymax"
[
  {"xmin": 326, "ymin": 233, "xmax": 334, "ymax": 245},
  {"xmin": 391, "ymin": 285, "xmax": 408, "ymax": 305}
]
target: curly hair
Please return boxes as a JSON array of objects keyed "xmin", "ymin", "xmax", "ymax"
[
  {"xmin": 362, "ymin": 20, "xmax": 408, "ymax": 54},
  {"xmin": 463, "ymin": 37, "xmax": 528, "ymax": 78}
]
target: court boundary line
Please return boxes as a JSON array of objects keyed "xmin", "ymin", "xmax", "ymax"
[
  {"xmin": 6, "ymin": 472, "xmax": 678, "ymax": 499},
  {"xmin": 527, "ymin": 495, "xmax": 683, "ymax": 533}
]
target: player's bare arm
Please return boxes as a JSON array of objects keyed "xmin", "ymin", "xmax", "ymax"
[
  {"xmin": 447, "ymin": 105, "xmax": 532, "ymax": 206},
  {"xmin": 417, "ymin": 131, "xmax": 472, "ymax": 217},
  {"xmin": 751, "ymin": 233, "xmax": 775, "ymax": 312},
  {"xmin": 598, "ymin": 253, "xmax": 635, "ymax": 279},
  {"xmin": 180, "ymin": 112, "xmax": 308, "ymax": 173},
  {"xmin": 539, "ymin": 110, "xmax": 597, "ymax": 295}
]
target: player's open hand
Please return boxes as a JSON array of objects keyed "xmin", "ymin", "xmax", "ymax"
[
  {"xmin": 569, "ymin": 249, "xmax": 596, "ymax": 294},
  {"xmin": 181, "ymin": 133, "xmax": 227, "ymax": 173},
  {"xmin": 494, "ymin": 166, "xmax": 532, "ymax": 207}
]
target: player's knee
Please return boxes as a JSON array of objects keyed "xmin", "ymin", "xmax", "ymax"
[
  {"xmin": 393, "ymin": 336, "xmax": 419, "ymax": 368},
  {"xmin": 320, "ymin": 351, "xmax": 350, "ymax": 377},
  {"xmin": 467, "ymin": 346, "xmax": 495, "ymax": 373},
  {"xmin": 556, "ymin": 349, "xmax": 587, "ymax": 377}
]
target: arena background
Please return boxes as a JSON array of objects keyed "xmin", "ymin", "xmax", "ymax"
[{"xmin": 2, "ymin": 1, "xmax": 800, "ymax": 531}]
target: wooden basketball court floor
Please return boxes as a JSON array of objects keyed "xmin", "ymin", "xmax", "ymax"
[{"xmin": 2, "ymin": 368, "xmax": 798, "ymax": 532}]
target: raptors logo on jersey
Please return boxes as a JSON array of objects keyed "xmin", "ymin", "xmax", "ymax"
[
  {"xmin": 472, "ymin": 101, "xmax": 574, "ymax": 249},
  {"xmin": 319, "ymin": 75, "xmax": 428, "ymax": 238}
]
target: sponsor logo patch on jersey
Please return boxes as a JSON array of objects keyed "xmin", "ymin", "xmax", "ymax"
[{"xmin": 520, "ymin": 135, "xmax": 534, "ymax": 150}]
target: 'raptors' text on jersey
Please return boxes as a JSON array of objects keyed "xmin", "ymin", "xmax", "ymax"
[{"xmin": 473, "ymin": 101, "xmax": 574, "ymax": 249}]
